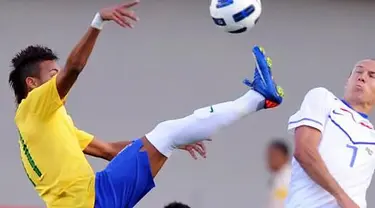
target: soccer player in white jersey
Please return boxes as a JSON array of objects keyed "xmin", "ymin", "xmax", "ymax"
[{"xmin": 286, "ymin": 59, "xmax": 375, "ymax": 208}]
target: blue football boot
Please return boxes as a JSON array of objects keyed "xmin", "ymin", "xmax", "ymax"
[{"xmin": 243, "ymin": 46, "xmax": 284, "ymax": 109}]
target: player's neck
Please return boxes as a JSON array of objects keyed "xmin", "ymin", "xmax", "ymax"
[{"xmin": 342, "ymin": 98, "xmax": 372, "ymax": 117}]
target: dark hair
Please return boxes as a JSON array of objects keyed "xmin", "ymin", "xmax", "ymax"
[
  {"xmin": 9, "ymin": 45, "xmax": 58, "ymax": 104},
  {"xmin": 164, "ymin": 202, "xmax": 191, "ymax": 208},
  {"xmin": 269, "ymin": 139, "xmax": 290, "ymax": 157}
]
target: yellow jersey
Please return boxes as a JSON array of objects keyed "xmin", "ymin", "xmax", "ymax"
[{"xmin": 15, "ymin": 75, "xmax": 95, "ymax": 208}]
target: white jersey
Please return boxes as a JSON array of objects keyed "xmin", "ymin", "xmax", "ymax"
[
  {"xmin": 285, "ymin": 87, "xmax": 375, "ymax": 208},
  {"xmin": 268, "ymin": 164, "xmax": 292, "ymax": 208}
]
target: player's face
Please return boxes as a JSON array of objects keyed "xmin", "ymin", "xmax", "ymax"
[
  {"xmin": 266, "ymin": 147, "xmax": 285, "ymax": 172},
  {"xmin": 345, "ymin": 59, "xmax": 375, "ymax": 106},
  {"xmin": 26, "ymin": 60, "xmax": 60, "ymax": 90}
]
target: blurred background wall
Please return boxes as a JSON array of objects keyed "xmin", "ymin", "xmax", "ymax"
[{"xmin": 0, "ymin": 0, "xmax": 374, "ymax": 207}]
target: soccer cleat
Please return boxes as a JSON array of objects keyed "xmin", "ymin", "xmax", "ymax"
[{"xmin": 243, "ymin": 46, "xmax": 284, "ymax": 109}]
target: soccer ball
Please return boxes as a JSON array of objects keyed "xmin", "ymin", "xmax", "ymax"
[{"xmin": 210, "ymin": 0, "xmax": 262, "ymax": 34}]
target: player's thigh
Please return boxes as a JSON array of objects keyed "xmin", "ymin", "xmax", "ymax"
[
  {"xmin": 94, "ymin": 139, "xmax": 156, "ymax": 208},
  {"xmin": 139, "ymin": 136, "xmax": 168, "ymax": 177}
]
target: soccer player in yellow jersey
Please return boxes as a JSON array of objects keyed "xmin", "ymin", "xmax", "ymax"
[{"xmin": 8, "ymin": 1, "xmax": 284, "ymax": 208}]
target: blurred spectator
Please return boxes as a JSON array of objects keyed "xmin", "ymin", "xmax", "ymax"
[
  {"xmin": 266, "ymin": 139, "xmax": 291, "ymax": 208},
  {"xmin": 164, "ymin": 201, "xmax": 191, "ymax": 208}
]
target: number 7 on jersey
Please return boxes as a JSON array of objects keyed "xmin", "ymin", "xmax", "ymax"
[{"xmin": 346, "ymin": 144, "xmax": 358, "ymax": 168}]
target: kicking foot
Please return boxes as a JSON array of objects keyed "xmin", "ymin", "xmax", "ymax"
[{"xmin": 243, "ymin": 46, "xmax": 284, "ymax": 109}]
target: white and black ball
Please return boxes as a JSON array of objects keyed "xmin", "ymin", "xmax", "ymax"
[{"xmin": 210, "ymin": 0, "xmax": 262, "ymax": 34}]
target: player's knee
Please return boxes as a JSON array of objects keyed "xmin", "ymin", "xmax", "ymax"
[{"xmin": 148, "ymin": 120, "xmax": 176, "ymax": 138}]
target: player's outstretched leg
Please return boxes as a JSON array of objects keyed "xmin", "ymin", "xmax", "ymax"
[
  {"xmin": 94, "ymin": 46, "xmax": 284, "ymax": 208},
  {"xmin": 145, "ymin": 45, "xmax": 284, "ymax": 169}
]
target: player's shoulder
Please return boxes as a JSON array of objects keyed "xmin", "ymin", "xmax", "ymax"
[
  {"xmin": 15, "ymin": 76, "xmax": 61, "ymax": 116},
  {"xmin": 15, "ymin": 90, "xmax": 38, "ymax": 117},
  {"xmin": 15, "ymin": 99, "xmax": 29, "ymax": 120},
  {"xmin": 305, "ymin": 87, "xmax": 335, "ymax": 98},
  {"xmin": 304, "ymin": 87, "xmax": 337, "ymax": 103}
]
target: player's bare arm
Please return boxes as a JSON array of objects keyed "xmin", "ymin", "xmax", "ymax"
[
  {"xmin": 83, "ymin": 138, "xmax": 133, "ymax": 161},
  {"xmin": 55, "ymin": 1, "xmax": 139, "ymax": 99},
  {"xmin": 84, "ymin": 137, "xmax": 208, "ymax": 161},
  {"xmin": 294, "ymin": 126, "xmax": 359, "ymax": 208}
]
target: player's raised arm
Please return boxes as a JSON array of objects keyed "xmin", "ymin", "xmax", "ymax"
[
  {"xmin": 288, "ymin": 88, "xmax": 358, "ymax": 208},
  {"xmin": 56, "ymin": 1, "xmax": 139, "ymax": 98}
]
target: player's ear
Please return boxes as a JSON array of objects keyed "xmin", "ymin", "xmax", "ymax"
[
  {"xmin": 344, "ymin": 71, "xmax": 354, "ymax": 89},
  {"xmin": 344, "ymin": 79, "xmax": 348, "ymax": 88},
  {"xmin": 25, "ymin": 76, "xmax": 39, "ymax": 90},
  {"xmin": 344, "ymin": 79, "xmax": 351, "ymax": 91}
]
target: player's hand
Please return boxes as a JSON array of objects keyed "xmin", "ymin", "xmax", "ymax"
[
  {"xmin": 339, "ymin": 201, "xmax": 360, "ymax": 208},
  {"xmin": 337, "ymin": 196, "xmax": 360, "ymax": 208},
  {"xmin": 99, "ymin": 0, "xmax": 139, "ymax": 28},
  {"xmin": 178, "ymin": 139, "xmax": 211, "ymax": 160}
]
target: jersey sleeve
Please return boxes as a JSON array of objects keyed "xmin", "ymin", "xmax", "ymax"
[
  {"xmin": 288, "ymin": 87, "xmax": 333, "ymax": 133},
  {"xmin": 19, "ymin": 75, "xmax": 66, "ymax": 119},
  {"xmin": 75, "ymin": 129, "xmax": 94, "ymax": 150}
]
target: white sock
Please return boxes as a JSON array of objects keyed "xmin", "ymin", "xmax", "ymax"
[{"xmin": 145, "ymin": 90, "xmax": 265, "ymax": 157}]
